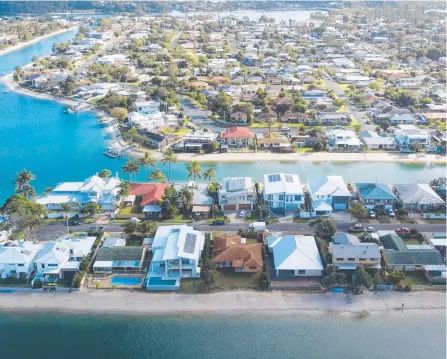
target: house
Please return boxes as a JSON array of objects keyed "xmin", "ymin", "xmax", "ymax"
[
  {"xmin": 267, "ymin": 235, "xmax": 324, "ymax": 277},
  {"xmin": 381, "ymin": 233, "xmax": 445, "ymax": 282},
  {"xmin": 330, "ymin": 242, "xmax": 381, "ymax": 270},
  {"xmin": 263, "ymin": 173, "xmax": 304, "ymax": 213},
  {"xmin": 393, "ymin": 184, "xmax": 445, "ymax": 212},
  {"xmin": 174, "ymin": 182, "xmax": 213, "ymax": 219},
  {"xmin": 130, "ymin": 183, "xmax": 171, "ymax": 218},
  {"xmin": 356, "ymin": 183, "xmax": 398, "ymax": 210},
  {"xmin": 182, "ymin": 131, "xmax": 218, "ymax": 152},
  {"xmin": 281, "ymin": 112, "xmax": 308, "ymax": 123},
  {"xmin": 389, "ymin": 114, "xmax": 417, "ymax": 126},
  {"xmin": 102, "ymin": 237, "xmax": 126, "ymax": 248},
  {"xmin": 36, "ymin": 175, "xmax": 121, "ymax": 212},
  {"xmin": 302, "ymin": 90, "xmax": 328, "ymax": 99},
  {"xmin": 220, "ymin": 127, "xmax": 255, "ymax": 149},
  {"xmin": 0, "ymin": 241, "xmax": 41, "ymax": 279},
  {"xmin": 135, "ymin": 100, "xmax": 160, "ymax": 114},
  {"xmin": 212, "ymin": 235, "xmax": 263, "ymax": 272},
  {"xmin": 362, "ymin": 135, "xmax": 396, "ymax": 150},
  {"xmin": 230, "ymin": 111, "xmax": 248, "ymax": 123},
  {"xmin": 290, "ymin": 132, "xmax": 324, "ymax": 147},
  {"xmin": 326, "ymin": 129, "xmax": 362, "ymax": 151},
  {"xmin": 93, "ymin": 246, "xmax": 146, "ymax": 274},
  {"xmin": 316, "ymin": 112, "xmax": 350, "ymax": 125},
  {"xmin": 262, "ymin": 56, "xmax": 279, "ymax": 68},
  {"xmin": 34, "ymin": 235, "xmax": 95, "ymax": 285},
  {"xmin": 394, "ymin": 125, "xmax": 432, "ymax": 152},
  {"xmin": 96, "ymin": 54, "xmax": 127, "ymax": 65},
  {"xmin": 142, "ymin": 131, "xmax": 169, "ymax": 149},
  {"xmin": 256, "ymin": 132, "xmax": 292, "ymax": 151},
  {"xmin": 255, "ymin": 112, "xmax": 277, "ymax": 123},
  {"xmin": 307, "ymin": 176, "xmax": 351, "ymax": 214},
  {"xmin": 333, "ymin": 233, "xmax": 360, "ymax": 245},
  {"xmin": 145, "ymin": 225, "xmax": 205, "ymax": 290},
  {"xmin": 218, "ymin": 177, "xmax": 256, "ymax": 211}
]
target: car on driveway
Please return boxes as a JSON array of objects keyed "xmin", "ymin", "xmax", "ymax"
[
  {"xmin": 396, "ymin": 227, "xmax": 409, "ymax": 233},
  {"xmin": 369, "ymin": 211, "xmax": 376, "ymax": 219},
  {"xmin": 387, "ymin": 209, "xmax": 395, "ymax": 217},
  {"xmin": 212, "ymin": 220, "xmax": 225, "ymax": 226}
]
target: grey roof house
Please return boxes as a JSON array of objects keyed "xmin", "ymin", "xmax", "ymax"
[{"xmin": 393, "ymin": 184, "xmax": 445, "ymax": 211}]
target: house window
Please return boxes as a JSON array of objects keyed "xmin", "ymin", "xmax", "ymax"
[
  {"xmin": 336, "ymin": 258, "xmax": 344, "ymax": 261},
  {"xmin": 249, "ymin": 266, "xmax": 258, "ymax": 270},
  {"xmin": 267, "ymin": 194, "xmax": 273, "ymax": 201},
  {"xmin": 47, "ymin": 264, "xmax": 58, "ymax": 267},
  {"xmin": 359, "ymin": 258, "xmax": 366, "ymax": 261},
  {"xmin": 297, "ymin": 270, "xmax": 306, "ymax": 275},
  {"xmin": 159, "ymin": 264, "xmax": 165, "ymax": 268},
  {"xmin": 278, "ymin": 195, "xmax": 284, "ymax": 201},
  {"xmin": 18, "ymin": 264, "xmax": 24, "ymax": 267},
  {"xmin": 181, "ymin": 259, "xmax": 189, "ymax": 265},
  {"xmin": 347, "ymin": 258, "xmax": 355, "ymax": 261},
  {"xmin": 41, "ymin": 264, "xmax": 45, "ymax": 268},
  {"xmin": 295, "ymin": 195, "xmax": 301, "ymax": 201}
]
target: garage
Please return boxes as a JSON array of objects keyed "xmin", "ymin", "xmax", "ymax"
[
  {"xmin": 224, "ymin": 204, "xmax": 236, "ymax": 210},
  {"xmin": 239, "ymin": 204, "xmax": 252, "ymax": 210},
  {"xmin": 333, "ymin": 203, "xmax": 347, "ymax": 210}
]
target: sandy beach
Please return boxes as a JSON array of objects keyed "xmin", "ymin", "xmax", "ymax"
[
  {"xmin": 0, "ymin": 27, "xmax": 78, "ymax": 57},
  {"xmin": 0, "ymin": 290, "xmax": 445, "ymax": 316}
]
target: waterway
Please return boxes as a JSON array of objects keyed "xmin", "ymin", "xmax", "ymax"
[
  {"xmin": 0, "ymin": 311, "xmax": 445, "ymax": 359},
  {"xmin": 0, "ymin": 18, "xmax": 445, "ymax": 205}
]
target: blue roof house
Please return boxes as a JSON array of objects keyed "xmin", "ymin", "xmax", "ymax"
[
  {"xmin": 356, "ymin": 183, "xmax": 398, "ymax": 210},
  {"xmin": 267, "ymin": 235, "xmax": 323, "ymax": 277}
]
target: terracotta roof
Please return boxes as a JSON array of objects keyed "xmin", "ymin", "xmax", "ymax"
[
  {"xmin": 221, "ymin": 126, "xmax": 255, "ymax": 139},
  {"xmin": 130, "ymin": 183, "xmax": 171, "ymax": 206},
  {"xmin": 212, "ymin": 235, "xmax": 263, "ymax": 269}
]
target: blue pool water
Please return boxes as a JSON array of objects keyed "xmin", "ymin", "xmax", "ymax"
[
  {"xmin": 148, "ymin": 277, "xmax": 177, "ymax": 286},
  {"xmin": 110, "ymin": 277, "xmax": 142, "ymax": 286}
]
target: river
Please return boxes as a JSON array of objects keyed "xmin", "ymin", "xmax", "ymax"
[
  {"xmin": 0, "ymin": 19, "xmax": 445, "ymax": 205},
  {"xmin": 0, "ymin": 311, "xmax": 445, "ymax": 359}
]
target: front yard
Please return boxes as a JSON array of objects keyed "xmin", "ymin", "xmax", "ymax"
[
  {"xmin": 160, "ymin": 215, "xmax": 193, "ymax": 224},
  {"xmin": 118, "ymin": 205, "xmax": 142, "ymax": 215}
]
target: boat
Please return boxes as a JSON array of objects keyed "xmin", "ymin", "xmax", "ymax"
[
  {"xmin": 66, "ymin": 108, "xmax": 74, "ymax": 114},
  {"xmin": 103, "ymin": 147, "xmax": 123, "ymax": 158}
]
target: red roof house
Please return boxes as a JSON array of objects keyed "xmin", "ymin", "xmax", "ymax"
[
  {"xmin": 221, "ymin": 127, "xmax": 255, "ymax": 139},
  {"xmin": 130, "ymin": 183, "xmax": 171, "ymax": 206}
]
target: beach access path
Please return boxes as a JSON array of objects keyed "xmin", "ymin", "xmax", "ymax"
[{"xmin": 1, "ymin": 290, "xmax": 445, "ymax": 316}]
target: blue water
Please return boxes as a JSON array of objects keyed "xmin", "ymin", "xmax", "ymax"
[
  {"xmin": 149, "ymin": 277, "xmax": 177, "ymax": 286},
  {"xmin": 110, "ymin": 276, "xmax": 142, "ymax": 286},
  {"xmin": 0, "ymin": 312, "xmax": 445, "ymax": 359},
  {"xmin": 0, "ymin": 25, "xmax": 445, "ymax": 206}
]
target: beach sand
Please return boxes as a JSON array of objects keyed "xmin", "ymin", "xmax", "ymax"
[
  {"xmin": 0, "ymin": 27, "xmax": 78, "ymax": 57},
  {"xmin": 0, "ymin": 290, "xmax": 445, "ymax": 316}
]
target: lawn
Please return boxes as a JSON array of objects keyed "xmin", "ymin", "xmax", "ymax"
[
  {"xmin": 405, "ymin": 271, "xmax": 428, "ymax": 285},
  {"xmin": 118, "ymin": 205, "xmax": 142, "ymax": 215},
  {"xmin": 293, "ymin": 218, "xmax": 310, "ymax": 223},
  {"xmin": 350, "ymin": 117, "xmax": 360, "ymax": 127},
  {"xmin": 217, "ymin": 270, "xmax": 261, "ymax": 290},
  {"xmin": 377, "ymin": 218, "xmax": 392, "ymax": 224},
  {"xmin": 162, "ymin": 127, "xmax": 192, "ymax": 137},
  {"xmin": 338, "ymin": 84, "xmax": 350, "ymax": 92},
  {"xmin": 403, "ymin": 236, "xmax": 426, "ymax": 245},
  {"xmin": 336, "ymin": 104, "xmax": 348, "ymax": 113},
  {"xmin": 206, "ymin": 215, "xmax": 229, "ymax": 224},
  {"xmin": 295, "ymin": 147, "xmax": 313, "ymax": 153},
  {"xmin": 160, "ymin": 215, "xmax": 192, "ymax": 224},
  {"xmin": 244, "ymin": 210, "xmax": 278, "ymax": 223},
  {"xmin": 0, "ymin": 283, "xmax": 32, "ymax": 288},
  {"xmin": 179, "ymin": 279, "xmax": 203, "ymax": 293}
]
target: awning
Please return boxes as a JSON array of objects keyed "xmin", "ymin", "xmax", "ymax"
[
  {"xmin": 93, "ymin": 260, "xmax": 113, "ymax": 268},
  {"xmin": 337, "ymin": 263, "xmax": 357, "ymax": 270},
  {"xmin": 192, "ymin": 205, "xmax": 211, "ymax": 213},
  {"xmin": 143, "ymin": 205, "xmax": 162, "ymax": 213}
]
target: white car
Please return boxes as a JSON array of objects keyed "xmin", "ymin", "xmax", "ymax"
[
  {"xmin": 365, "ymin": 227, "xmax": 375, "ymax": 233},
  {"xmin": 387, "ymin": 209, "xmax": 395, "ymax": 217},
  {"xmin": 369, "ymin": 211, "xmax": 376, "ymax": 218},
  {"xmin": 239, "ymin": 210, "xmax": 247, "ymax": 217}
]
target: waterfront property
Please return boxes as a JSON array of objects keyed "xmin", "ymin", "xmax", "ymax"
[
  {"xmin": 329, "ymin": 241, "xmax": 381, "ymax": 271},
  {"xmin": 393, "ymin": 184, "xmax": 445, "ymax": 212},
  {"xmin": 145, "ymin": 225, "xmax": 205, "ymax": 291},
  {"xmin": 267, "ymin": 235, "xmax": 323, "ymax": 277},
  {"xmin": 394, "ymin": 125, "xmax": 432, "ymax": 152},
  {"xmin": 356, "ymin": 183, "xmax": 398, "ymax": 210},
  {"xmin": 93, "ymin": 246, "xmax": 147, "ymax": 274},
  {"xmin": 218, "ymin": 177, "xmax": 256, "ymax": 211},
  {"xmin": 220, "ymin": 127, "xmax": 255, "ymax": 150},
  {"xmin": 129, "ymin": 183, "xmax": 171, "ymax": 218},
  {"xmin": 307, "ymin": 175, "xmax": 351, "ymax": 215},
  {"xmin": 212, "ymin": 235, "xmax": 263, "ymax": 273},
  {"xmin": 263, "ymin": 173, "xmax": 304, "ymax": 214},
  {"xmin": 0, "ymin": 241, "xmax": 42, "ymax": 279}
]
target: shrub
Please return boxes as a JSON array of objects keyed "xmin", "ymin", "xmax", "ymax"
[
  {"xmin": 71, "ymin": 272, "xmax": 84, "ymax": 288},
  {"xmin": 387, "ymin": 271, "xmax": 406, "ymax": 285},
  {"xmin": 32, "ymin": 279, "xmax": 42, "ymax": 289},
  {"xmin": 396, "ymin": 278, "xmax": 414, "ymax": 291},
  {"xmin": 259, "ymin": 270, "xmax": 271, "ymax": 290}
]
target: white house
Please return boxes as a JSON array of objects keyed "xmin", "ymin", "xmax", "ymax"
[
  {"xmin": 96, "ymin": 54, "xmax": 127, "ymax": 65},
  {"xmin": 327, "ymin": 129, "xmax": 362, "ymax": 151},
  {"xmin": 307, "ymin": 176, "xmax": 351, "ymax": 214},
  {"xmin": 263, "ymin": 173, "xmax": 304, "ymax": 213},
  {"xmin": 267, "ymin": 235, "xmax": 324, "ymax": 277},
  {"xmin": 146, "ymin": 225, "xmax": 205, "ymax": 290},
  {"xmin": 135, "ymin": 100, "xmax": 160, "ymax": 114},
  {"xmin": 218, "ymin": 177, "xmax": 256, "ymax": 211},
  {"xmin": 394, "ymin": 125, "xmax": 432, "ymax": 152},
  {"xmin": 0, "ymin": 241, "xmax": 42, "ymax": 279}
]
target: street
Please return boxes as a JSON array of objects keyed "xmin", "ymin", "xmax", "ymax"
[{"xmin": 36, "ymin": 220, "xmax": 446, "ymax": 241}]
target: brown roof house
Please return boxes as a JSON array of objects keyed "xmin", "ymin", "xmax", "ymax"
[{"xmin": 212, "ymin": 235, "xmax": 263, "ymax": 273}]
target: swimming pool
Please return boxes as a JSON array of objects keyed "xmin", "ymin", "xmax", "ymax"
[
  {"xmin": 148, "ymin": 278, "xmax": 177, "ymax": 286},
  {"xmin": 110, "ymin": 277, "xmax": 142, "ymax": 286}
]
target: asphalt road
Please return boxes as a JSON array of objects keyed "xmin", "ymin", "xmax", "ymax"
[{"xmin": 37, "ymin": 221, "xmax": 446, "ymax": 241}]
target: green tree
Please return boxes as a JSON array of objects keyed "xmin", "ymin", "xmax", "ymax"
[
  {"xmin": 116, "ymin": 181, "xmax": 131, "ymax": 197},
  {"xmin": 80, "ymin": 202, "xmax": 101, "ymax": 219},
  {"xmin": 310, "ymin": 217, "xmax": 337, "ymax": 236},
  {"xmin": 98, "ymin": 169, "xmax": 112, "ymax": 179},
  {"xmin": 139, "ymin": 152, "xmax": 156, "ymax": 182},
  {"xmin": 123, "ymin": 221, "xmax": 138, "ymax": 235},
  {"xmin": 149, "ymin": 168, "xmax": 167, "ymax": 183},
  {"xmin": 160, "ymin": 186, "xmax": 178, "ymax": 218},
  {"xmin": 137, "ymin": 221, "xmax": 158, "ymax": 236},
  {"xmin": 321, "ymin": 265, "xmax": 346, "ymax": 289},
  {"xmin": 186, "ymin": 161, "xmax": 202, "ymax": 181},
  {"xmin": 353, "ymin": 266, "xmax": 373, "ymax": 291},
  {"xmin": 111, "ymin": 107, "xmax": 128, "ymax": 122},
  {"xmin": 161, "ymin": 148, "xmax": 177, "ymax": 182},
  {"xmin": 13, "ymin": 169, "xmax": 35, "ymax": 193},
  {"xmin": 203, "ymin": 168, "xmax": 216, "ymax": 182},
  {"xmin": 348, "ymin": 202, "xmax": 368, "ymax": 220},
  {"xmin": 122, "ymin": 159, "xmax": 140, "ymax": 181},
  {"xmin": 61, "ymin": 76, "xmax": 76, "ymax": 96}
]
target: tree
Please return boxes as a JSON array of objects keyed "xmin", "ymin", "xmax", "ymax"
[
  {"xmin": 123, "ymin": 221, "xmax": 138, "ymax": 235},
  {"xmin": 321, "ymin": 265, "xmax": 346, "ymax": 289},
  {"xmin": 122, "ymin": 159, "xmax": 140, "ymax": 181},
  {"xmin": 98, "ymin": 169, "xmax": 112, "ymax": 179},
  {"xmin": 254, "ymin": 182, "xmax": 262, "ymax": 205},
  {"xmin": 352, "ymin": 124, "xmax": 362, "ymax": 133},
  {"xmin": 178, "ymin": 185, "xmax": 193, "ymax": 215},
  {"xmin": 203, "ymin": 168, "xmax": 216, "ymax": 182},
  {"xmin": 80, "ymin": 202, "xmax": 101, "ymax": 219},
  {"xmin": 353, "ymin": 266, "xmax": 373, "ymax": 291},
  {"xmin": 160, "ymin": 186, "xmax": 178, "ymax": 218},
  {"xmin": 60, "ymin": 202, "xmax": 74, "ymax": 230},
  {"xmin": 149, "ymin": 168, "xmax": 167, "ymax": 183},
  {"xmin": 13, "ymin": 66, "xmax": 24, "ymax": 82},
  {"xmin": 161, "ymin": 148, "xmax": 177, "ymax": 182},
  {"xmin": 137, "ymin": 221, "xmax": 158, "ymax": 236},
  {"xmin": 379, "ymin": 119, "xmax": 391, "ymax": 132},
  {"xmin": 61, "ymin": 76, "xmax": 76, "ymax": 96},
  {"xmin": 310, "ymin": 217, "xmax": 337, "ymax": 236},
  {"xmin": 111, "ymin": 107, "xmax": 128, "ymax": 122},
  {"xmin": 139, "ymin": 152, "xmax": 156, "ymax": 182},
  {"xmin": 117, "ymin": 181, "xmax": 131, "ymax": 197},
  {"xmin": 18, "ymin": 184, "xmax": 36, "ymax": 199},
  {"xmin": 13, "ymin": 169, "xmax": 35, "ymax": 193},
  {"xmin": 186, "ymin": 161, "xmax": 202, "ymax": 181},
  {"xmin": 348, "ymin": 202, "xmax": 368, "ymax": 220}
]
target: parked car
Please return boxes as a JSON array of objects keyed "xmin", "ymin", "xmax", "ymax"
[
  {"xmin": 281, "ymin": 126, "xmax": 291, "ymax": 132},
  {"xmin": 248, "ymin": 222, "xmax": 266, "ymax": 231},
  {"xmin": 396, "ymin": 227, "xmax": 409, "ymax": 233},
  {"xmin": 369, "ymin": 210, "xmax": 376, "ymax": 219},
  {"xmin": 366, "ymin": 120, "xmax": 372, "ymax": 124},
  {"xmin": 88, "ymin": 226, "xmax": 105, "ymax": 232},
  {"xmin": 212, "ymin": 220, "xmax": 225, "ymax": 226},
  {"xmin": 387, "ymin": 209, "xmax": 395, "ymax": 217},
  {"xmin": 66, "ymin": 220, "xmax": 80, "ymax": 226},
  {"xmin": 349, "ymin": 223, "xmax": 364, "ymax": 232},
  {"xmin": 365, "ymin": 226, "xmax": 375, "ymax": 232}
]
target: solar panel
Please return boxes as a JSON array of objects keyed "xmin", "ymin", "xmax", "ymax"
[
  {"xmin": 184, "ymin": 233, "xmax": 197, "ymax": 254},
  {"xmin": 284, "ymin": 175, "xmax": 294, "ymax": 183}
]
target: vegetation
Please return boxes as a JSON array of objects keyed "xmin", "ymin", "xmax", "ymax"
[
  {"xmin": 321, "ymin": 265, "xmax": 346, "ymax": 289},
  {"xmin": 309, "ymin": 217, "xmax": 337, "ymax": 236}
]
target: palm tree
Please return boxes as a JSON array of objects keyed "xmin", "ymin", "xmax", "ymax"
[
  {"xmin": 117, "ymin": 181, "xmax": 131, "ymax": 197},
  {"xmin": 186, "ymin": 161, "xmax": 202, "ymax": 181},
  {"xmin": 122, "ymin": 159, "xmax": 140, "ymax": 181},
  {"xmin": 149, "ymin": 168, "xmax": 167, "ymax": 183},
  {"xmin": 139, "ymin": 152, "xmax": 156, "ymax": 182},
  {"xmin": 13, "ymin": 169, "xmax": 35, "ymax": 192},
  {"xmin": 98, "ymin": 169, "xmax": 112, "ymax": 179},
  {"xmin": 60, "ymin": 203, "xmax": 73, "ymax": 233},
  {"xmin": 254, "ymin": 181, "xmax": 261, "ymax": 205},
  {"xmin": 18, "ymin": 184, "xmax": 36, "ymax": 199},
  {"xmin": 203, "ymin": 168, "xmax": 216, "ymax": 182},
  {"xmin": 161, "ymin": 148, "xmax": 178, "ymax": 182}
]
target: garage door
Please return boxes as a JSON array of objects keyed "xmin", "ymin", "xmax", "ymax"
[
  {"xmin": 333, "ymin": 203, "xmax": 347, "ymax": 210},
  {"xmin": 224, "ymin": 204, "xmax": 236, "ymax": 210},
  {"xmin": 239, "ymin": 204, "xmax": 252, "ymax": 210}
]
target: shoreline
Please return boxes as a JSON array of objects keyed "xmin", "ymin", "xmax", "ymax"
[
  {"xmin": 0, "ymin": 290, "xmax": 445, "ymax": 316},
  {"xmin": 0, "ymin": 26, "xmax": 78, "ymax": 57}
]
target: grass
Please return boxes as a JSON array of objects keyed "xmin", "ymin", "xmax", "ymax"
[
  {"xmin": 377, "ymin": 218, "xmax": 392, "ymax": 224},
  {"xmin": 350, "ymin": 117, "xmax": 360, "ymax": 127},
  {"xmin": 424, "ymin": 219, "xmax": 446, "ymax": 224},
  {"xmin": 162, "ymin": 127, "xmax": 192, "ymax": 137},
  {"xmin": 118, "ymin": 205, "xmax": 142, "ymax": 215},
  {"xmin": 338, "ymin": 84, "xmax": 350, "ymax": 92},
  {"xmin": 293, "ymin": 218, "xmax": 310, "ymax": 223},
  {"xmin": 217, "ymin": 270, "xmax": 261, "ymax": 290},
  {"xmin": 160, "ymin": 215, "xmax": 192, "ymax": 224},
  {"xmin": 404, "ymin": 271, "xmax": 428, "ymax": 285},
  {"xmin": 403, "ymin": 237, "xmax": 425, "ymax": 245},
  {"xmin": 0, "ymin": 283, "xmax": 32, "ymax": 288},
  {"xmin": 179, "ymin": 279, "xmax": 203, "ymax": 293},
  {"xmin": 295, "ymin": 147, "xmax": 313, "ymax": 153},
  {"xmin": 244, "ymin": 210, "xmax": 278, "ymax": 223},
  {"xmin": 206, "ymin": 216, "xmax": 229, "ymax": 224}
]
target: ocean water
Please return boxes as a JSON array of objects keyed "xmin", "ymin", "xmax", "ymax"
[
  {"xmin": 0, "ymin": 22, "xmax": 445, "ymax": 205},
  {"xmin": 0, "ymin": 312, "xmax": 445, "ymax": 359}
]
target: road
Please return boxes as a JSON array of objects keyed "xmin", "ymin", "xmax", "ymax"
[{"xmin": 36, "ymin": 221, "xmax": 446, "ymax": 241}]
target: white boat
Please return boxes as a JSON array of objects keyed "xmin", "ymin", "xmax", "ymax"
[{"xmin": 66, "ymin": 108, "xmax": 74, "ymax": 114}]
